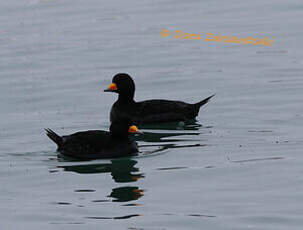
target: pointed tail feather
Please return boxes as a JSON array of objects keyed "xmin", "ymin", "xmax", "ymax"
[
  {"xmin": 195, "ymin": 94, "xmax": 215, "ymax": 108},
  {"xmin": 45, "ymin": 128, "xmax": 63, "ymax": 147}
]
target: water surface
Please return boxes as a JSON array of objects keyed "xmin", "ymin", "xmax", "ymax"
[{"xmin": 1, "ymin": 0, "xmax": 303, "ymax": 229}]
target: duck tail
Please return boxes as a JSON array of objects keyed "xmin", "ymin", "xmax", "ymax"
[
  {"xmin": 194, "ymin": 94, "xmax": 215, "ymax": 108},
  {"xmin": 45, "ymin": 128, "xmax": 63, "ymax": 147}
]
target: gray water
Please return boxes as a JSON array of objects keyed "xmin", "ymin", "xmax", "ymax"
[{"xmin": 1, "ymin": 0, "xmax": 303, "ymax": 229}]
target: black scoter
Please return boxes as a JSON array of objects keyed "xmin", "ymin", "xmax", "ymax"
[
  {"xmin": 45, "ymin": 119, "xmax": 140, "ymax": 160},
  {"xmin": 104, "ymin": 73, "xmax": 214, "ymax": 124}
]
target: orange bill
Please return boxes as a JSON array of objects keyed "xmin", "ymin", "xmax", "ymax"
[
  {"xmin": 128, "ymin": 125, "xmax": 140, "ymax": 134},
  {"xmin": 104, "ymin": 83, "xmax": 118, "ymax": 92}
]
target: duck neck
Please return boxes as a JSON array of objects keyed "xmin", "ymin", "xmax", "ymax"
[{"xmin": 117, "ymin": 92, "xmax": 135, "ymax": 104}]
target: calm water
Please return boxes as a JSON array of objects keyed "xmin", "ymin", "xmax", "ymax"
[{"xmin": 1, "ymin": 0, "xmax": 303, "ymax": 229}]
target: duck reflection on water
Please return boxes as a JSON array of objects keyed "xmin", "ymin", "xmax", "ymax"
[
  {"xmin": 59, "ymin": 158, "xmax": 143, "ymax": 182},
  {"xmin": 58, "ymin": 158, "xmax": 144, "ymax": 202},
  {"xmin": 133, "ymin": 120, "xmax": 209, "ymax": 154}
]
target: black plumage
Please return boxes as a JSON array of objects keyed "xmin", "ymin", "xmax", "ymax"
[
  {"xmin": 104, "ymin": 73, "xmax": 214, "ymax": 124},
  {"xmin": 45, "ymin": 119, "xmax": 139, "ymax": 160}
]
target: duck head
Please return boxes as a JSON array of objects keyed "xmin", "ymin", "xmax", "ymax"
[{"xmin": 104, "ymin": 73, "xmax": 136, "ymax": 100}]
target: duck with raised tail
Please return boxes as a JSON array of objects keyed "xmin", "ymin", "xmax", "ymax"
[
  {"xmin": 45, "ymin": 118, "xmax": 140, "ymax": 160},
  {"xmin": 104, "ymin": 73, "xmax": 214, "ymax": 124}
]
